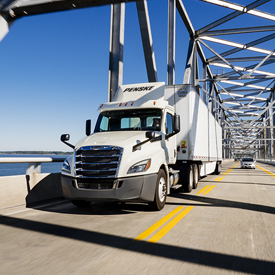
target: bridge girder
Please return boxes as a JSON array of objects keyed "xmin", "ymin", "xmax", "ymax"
[{"xmin": 1, "ymin": 0, "xmax": 275, "ymax": 158}]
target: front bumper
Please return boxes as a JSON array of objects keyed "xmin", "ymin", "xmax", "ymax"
[
  {"xmin": 61, "ymin": 174, "xmax": 158, "ymax": 202},
  {"xmin": 241, "ymin": 164, "xmax": 255, "ymax": 169}
]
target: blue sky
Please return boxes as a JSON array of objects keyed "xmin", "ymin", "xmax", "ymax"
[{"xmin": 0, "ymin": 0, "xmax": 274, "ymax": 151}]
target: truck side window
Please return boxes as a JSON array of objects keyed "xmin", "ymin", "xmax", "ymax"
[
  {"xmin": 99, "ymin": 116, "xmax": 108, "ymax": 131},
  {"xmin": 165, "ymin": 113, "xmax": 173, "ymax": 134}
]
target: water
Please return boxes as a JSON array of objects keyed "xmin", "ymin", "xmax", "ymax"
[{"xmin": 0, "ymin": 154, "xmax": 71, "ymax": 177}]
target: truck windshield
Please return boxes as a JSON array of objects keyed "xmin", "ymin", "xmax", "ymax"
[{"xmin": 94, "ymin": 108, "xmax": 162, "ymax": 132}]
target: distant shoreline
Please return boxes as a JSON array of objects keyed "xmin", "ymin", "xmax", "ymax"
[{"xmin": 0, "ymin": 151, "xmax": 73, "ymax": 155}]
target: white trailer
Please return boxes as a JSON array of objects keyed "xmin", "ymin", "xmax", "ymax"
[
  {"xmin": 61, "ymin": 82, "xmax": 222, "ymax": 210},
  {"xmin": 165, "ymin": 84, "xmax": 222, "ymax": 186}
]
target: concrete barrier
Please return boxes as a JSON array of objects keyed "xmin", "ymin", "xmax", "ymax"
[
  {"xmin": 256, "ymin": 159, "xmax": 275, "ymax": 166},
  {"xmin": 0, "ymin": 173, "xmax": 62, "ymax": 210}
]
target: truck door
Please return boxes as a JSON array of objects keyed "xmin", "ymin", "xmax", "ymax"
[{"xmin": 165, "ymin": 111, "xmax": 177, "ymax": 164}]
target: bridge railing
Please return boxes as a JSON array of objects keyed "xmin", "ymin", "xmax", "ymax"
[{"xmin": 0, "ymin": 156, "xmax": 67, "ymax": 175}]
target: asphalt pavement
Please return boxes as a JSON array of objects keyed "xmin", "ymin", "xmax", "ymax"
[{"xmin": 1, "ymin": 161, "xmax": 275, "ymax": 274}]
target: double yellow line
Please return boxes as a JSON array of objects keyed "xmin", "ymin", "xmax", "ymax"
[
  {"xmin": 135, "ymin": 206, "xmax": 193, "ymax": 243},
  {"xmin": 221, "ymin": 162, "xmax": 238, "ymax": 177},
  {"xmin": 135, "ymin": 183, "xmax": 217, "ymax": 243},
  {"xmin": 196, "ymin": 184, "xmax": 216, "ymax": 194},
  {"xmin": 135, "ymin": 163, "xmax": 238, "ymax": 244},
  {"xmin": 222, "ymin": 169, "xmax": 231, "ymax": 176}
]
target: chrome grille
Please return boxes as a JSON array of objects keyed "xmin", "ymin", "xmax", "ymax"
[{"xmin": 75, "ymin": 146, "xmax": 123, "ymax": 189}]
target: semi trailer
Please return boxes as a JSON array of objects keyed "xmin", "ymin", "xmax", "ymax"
[{"xmin": 61, "ymin": 82, "xmax": 222, "ymax": 210}]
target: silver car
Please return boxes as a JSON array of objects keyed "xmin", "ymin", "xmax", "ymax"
[{"xmin": 241, "ymin": 158, "xmax": 256, "ymax": 169}]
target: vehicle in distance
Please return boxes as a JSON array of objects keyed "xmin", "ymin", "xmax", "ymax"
[{"xmin": 241, "ymin": 158, "xmax": 255, "ymax": 169}]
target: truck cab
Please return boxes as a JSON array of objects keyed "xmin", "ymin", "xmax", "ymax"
[{"xmin": 61, "ymin": 82, "xmax": 180, "ymax": 210}]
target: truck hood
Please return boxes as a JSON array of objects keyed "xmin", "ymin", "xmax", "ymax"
[
  {"xmin": 74, "ymin": 130, "xmax": 166, "ymax": 177},
  {"xmin": 75, "ymin": 131, "xmax": 150, "ymax": 149}
]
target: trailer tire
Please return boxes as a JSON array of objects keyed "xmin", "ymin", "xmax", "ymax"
[
  {"xmin": 183, "ymin": 165, "xmax": 193, "ymax": 193},
  {"xmin": 192, "ymin": 164, "xmax": 199, "ymax": 189},
  {"xmin": 149, "ymin": 169, "xmax": 167, "ymax": 211},
  {"xmin": 71, "ymin": 200, "xmax": 91, "ymax": 208},
  {"xmin": 214, "ymin": 163, "xmax": 221, "ymax": 175}
]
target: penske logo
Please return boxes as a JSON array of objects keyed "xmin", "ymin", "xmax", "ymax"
[{"xmin": 123, "ymin": 86, "xmax": 154, "ymax": 92}]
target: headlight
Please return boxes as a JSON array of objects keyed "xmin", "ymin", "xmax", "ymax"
[
  {"xmin": 62, "ymin": 159, "xmax": 71, "ymax": 173},
  {"xmin": 127, "ymin": 159, "xmax": 151, "ymax": 174}
]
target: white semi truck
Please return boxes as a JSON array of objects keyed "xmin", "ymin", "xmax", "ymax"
[{"xmin": 61, "ymin": 82, "xmax": 222, "ymax": 210}]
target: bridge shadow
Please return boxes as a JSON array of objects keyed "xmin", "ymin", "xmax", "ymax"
[
  {"xmin": 167, "ymin": 192, "xmax": 275, "ymax": 215},
  {"xmin": 0, "ymin": 214, "xmax": 274, "ymax": 274},
  {"xmin": 201, "ymin": 180, "xmax": 275, "ymax": 188}
]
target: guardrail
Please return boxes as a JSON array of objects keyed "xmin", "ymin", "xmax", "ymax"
[
  {"xmin": 256, "ymin": 159, "xmax": 275, "ymax": 166},
  {"xmin": 0, "ymin": 156, "xmax": 67, "ymax": 175}
]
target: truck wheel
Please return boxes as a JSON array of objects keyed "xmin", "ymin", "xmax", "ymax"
[
  {"xmin": 71, "ymin": 200, "xmax": 91, "ymax": 208},
  {"xmin": 183, "ymin": 165, "xmax": 193, "ymax": 193},
  {"xmin": 214, "ymin": 163, "xmax": 221, "ymax": 175},
  {"xmin": 149, "ymin": 169, "xmax": 167, "ymax": 211},
  {"xmin": 192, "ymin": 164, "xmax": 199, "ymax": 189}
]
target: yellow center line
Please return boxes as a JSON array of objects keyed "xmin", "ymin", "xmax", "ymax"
[
  {"xmin": 148, "ymin": 206, "xmax": 194, "ymax": 243},
  {"xmin": 196, "ymin": 185, "xmax": 210, "ymax": 194},
  {"xmin": 232, "ymin": 162, "xmax": 240, "ymax": 168},
  {"xmin": 203, "ymin": 185, "xmax": 216, "ymax": 194},
  {"xmin": 135, "ymin": 162, "xmax": 238, "ymax": 244},
  {"xmin": 214, "ymin": 177, "xmax": 224, "ymax": 182},
  {"xmin": 134, "ymin": 206, "xmax": 184, "ymax": 241}
]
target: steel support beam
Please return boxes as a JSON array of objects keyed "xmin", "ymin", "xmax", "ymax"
[
  {"xmin": 136, "ymin": 0, "xmax": 157, "ymax": 83},
  {"xmin": 197, "ymin": 0, "xmax": 270, "ymax": 35},
  {"xmin": 108, "ymin": 3, "xmax": 125, "ymax": 102},
  {"xmin": 0, "ymin": 14, "xmax": 13, "ymax": 43},
  {"xmin": 167, "ymin": 0, "xmax": 175, "ymax": 85},
  {"xmin": 202, "ymin": 25, "xmax": 275, "ymax": 36},
  {"xmin": 273, "ymin": 90, "xmax": 275, "ymax": 157},
  {"xmin": 7, "ymin": 0, "xmax": 142, "ymax": 18},
  {"xmin": 183, "ymin": 38, "xmax": 194, "ymax": 84}
]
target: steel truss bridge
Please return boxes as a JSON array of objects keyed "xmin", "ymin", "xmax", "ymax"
[{"xmin": 1, "ymin": 0, "xmax": 275, "ymax": 159}]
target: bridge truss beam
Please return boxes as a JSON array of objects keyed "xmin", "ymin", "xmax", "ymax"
[{"xmin": 1, "ymin": 0, "xmax": 275, "ymax": 158}]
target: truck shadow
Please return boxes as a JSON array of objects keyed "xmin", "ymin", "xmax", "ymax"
[{"xmin": 32, "ymin": 200, "xmax": 155, "ymax": 215}]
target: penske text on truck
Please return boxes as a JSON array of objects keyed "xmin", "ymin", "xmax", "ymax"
[{"xmin": 60, "ymin": 82, "xmax": 222, "ymax": 210}]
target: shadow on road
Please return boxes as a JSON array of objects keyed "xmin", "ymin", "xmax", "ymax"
[
  {"xmin": 31, "ymin": 199, "xmax": 154, "ymax": 216},
  {"xmin": 168, "ymin": 192, "xmax": 275, "ymax": 215},
  {"xmin": 0, "ymin": 214, "xmax": 274, "ymax": 274}
]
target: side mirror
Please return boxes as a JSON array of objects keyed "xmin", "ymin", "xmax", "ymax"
[
  {"xmin": 174, "ymin": 115, "xmax": 180, "ymax": 133},
  {"xmin": 133, "ymin": 131, "xmax": 156, "ymax": 152},
  {"xmin": 146, "ymin": 131, "xmax": 155, "ymax": 139},
  {"xmin": 61, "ymin": 134, "xmax": 70, "ymax": 142},
  {"xmin": 60, "ymin": 134, "xmax": 75, "ymax": 149},
  {"xmin": 86, "ymin": 119, "xmax": 91, "ymax": 136}
]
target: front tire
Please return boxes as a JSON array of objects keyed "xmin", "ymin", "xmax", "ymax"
[{"xmin": 149, "ymin": 169, "xmax": 167, "ymax": 211}]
